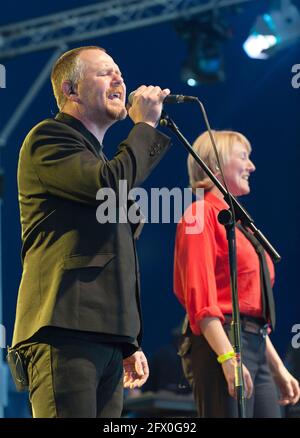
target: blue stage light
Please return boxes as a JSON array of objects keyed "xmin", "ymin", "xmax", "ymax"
[{"xmin": 244, "ymin": 0, "xmax": 300, "ymax": 60}]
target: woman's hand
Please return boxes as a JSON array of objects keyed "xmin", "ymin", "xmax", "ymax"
[
  {"xmin": 272, "ymin": 364, "xmax": 300, "ymax": 406},
  {"xmin": 265, "ymin": 335, "xmax": 300, "ymax": 405},
  {"xmin": 222, "ymin": 358, "xmax": 253, "ymax": 399}
]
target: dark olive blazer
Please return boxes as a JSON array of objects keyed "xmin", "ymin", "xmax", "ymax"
[{"xmin": 12, "ymin": 113, "xmax": 171, "ymax": 351}]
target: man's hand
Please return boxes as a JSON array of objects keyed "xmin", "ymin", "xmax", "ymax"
[
  {"xmin": 123, "ymin": 350, "xmax": 149, "ymax": 389},
  {"xmin": 127, "ymin": 85, "xmax": 170, "ymax": 128}
]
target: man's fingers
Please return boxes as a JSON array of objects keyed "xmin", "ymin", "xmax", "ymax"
[
  {"xmin": 130, "ymin": 85, "xmax": 170, "ymax": 105},
  {"xmin": 132, "ymin": 85, "xmax": 147, "ymax": 98},
  {"xmin": 134, "ymin": 359, "xmax": 144, "ymax": 377},
  {"xmin": 123, "ymin": 373, "xmax": 145, "ymax": 389},
  {"xmin": 123, "ymin": 371, "xmax": 135, "ymax": 388},
  {"xmin": 159, "ymin": 88, "xmax": 171, "ymax": 102},
  {"xmin": 123, "ymin": 351, "xmax": 149, "ymax": 389},
  {"xmin": 130, "ymin": 85, "xmax": 154, "ymax": 103}
]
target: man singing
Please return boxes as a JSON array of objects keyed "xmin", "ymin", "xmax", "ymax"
[{"xmin": 11, "ymin": 45, "xmax": 171, "ymax": 418}]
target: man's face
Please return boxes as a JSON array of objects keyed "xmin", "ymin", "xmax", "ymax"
[{"xmin": 76, "ymin": 49, "xmax": 127, "ymax": 123}]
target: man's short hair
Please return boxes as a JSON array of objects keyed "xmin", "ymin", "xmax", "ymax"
[{"xmin": 51, "ymin": 46, "xmax": 106, "ymax": 111}]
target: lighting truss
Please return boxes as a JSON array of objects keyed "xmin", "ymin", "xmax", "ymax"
[{"xmin": 0, "ymin": 0, "xmax": 254, "ymax": 59}]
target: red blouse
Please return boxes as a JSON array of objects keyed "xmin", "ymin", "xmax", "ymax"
[{"xmin": 173, "ymin": 192, "xmax": 275, "ymax": 336}]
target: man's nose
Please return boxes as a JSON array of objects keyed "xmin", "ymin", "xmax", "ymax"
[{"xmin": 112, "ymin": 73, "xmax": 123, "ymax": 86}]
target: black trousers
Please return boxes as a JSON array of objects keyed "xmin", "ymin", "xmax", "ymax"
[
  {"xmin": 182, "ymin": 329, "xmax": 282, "ymax": 418},
  {"xmin": 21, "ymin": 337, "xmax": 124, "ymax": 418}
]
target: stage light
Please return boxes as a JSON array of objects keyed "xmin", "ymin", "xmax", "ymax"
[
  {"xmin": 187, "ymin": 78, "xmax": 197, "ymax": 87},
  {"xmin": 175, "ymin": 14, "xmax": 231, "ymax": 86},
  {"xmin": 243, "ymin": 0, "xmax": 300, "ymax": 59}
]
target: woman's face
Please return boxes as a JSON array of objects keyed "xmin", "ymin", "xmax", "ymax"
[{"xmin": 220, "ymin": 141, "xmax": 255, "ymax": 196}]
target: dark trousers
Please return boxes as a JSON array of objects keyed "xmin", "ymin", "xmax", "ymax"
[
  {"xmin": 182, "ymin": 329, "xmax": 282, "ymax": 418},
  {"xmin": 21, "ymin": 337, "xmax": 124, "ymax": 418}
]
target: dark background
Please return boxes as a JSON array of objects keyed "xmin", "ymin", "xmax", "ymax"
[{"xmin": 1, "ymin": 0, "xmax": 299, "ymax": 366}]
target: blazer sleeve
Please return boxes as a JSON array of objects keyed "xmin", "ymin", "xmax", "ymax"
[{"xmin": 27, "ymin": 120, "xmax": 170, "ymax": 205}]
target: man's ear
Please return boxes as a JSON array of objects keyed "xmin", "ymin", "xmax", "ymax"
[{"xmin": 62, "ymin": 81, "xmax": 79, "ymax": 102}]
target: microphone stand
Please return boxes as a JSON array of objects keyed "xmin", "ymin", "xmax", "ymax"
[{"xmin": 160, "ymin": 108, "xmax": 281, "ymax": 418}]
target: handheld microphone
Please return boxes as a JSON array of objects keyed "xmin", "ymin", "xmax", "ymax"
[{"xmin": 127, "ymin": 91, "xmax": 197, "ymax": 105}]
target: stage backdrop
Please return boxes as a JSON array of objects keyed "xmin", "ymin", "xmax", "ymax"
[{"xmin": 1, "ymin": 1, "xmax": 299, "ymax": 361}]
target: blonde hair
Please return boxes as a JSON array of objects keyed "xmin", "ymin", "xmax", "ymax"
[
  {"xmin": 187, "ymin": 130, "xmax": 251, "ymax": 191},
  {"xmin": 51, "ymin": 45, "xmax": 106, "ymax": 110}
]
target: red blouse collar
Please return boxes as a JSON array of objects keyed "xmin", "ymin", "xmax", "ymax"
[{"xmin": 204, "ymin": 191, "xmax": 230, "ymax": 212}]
